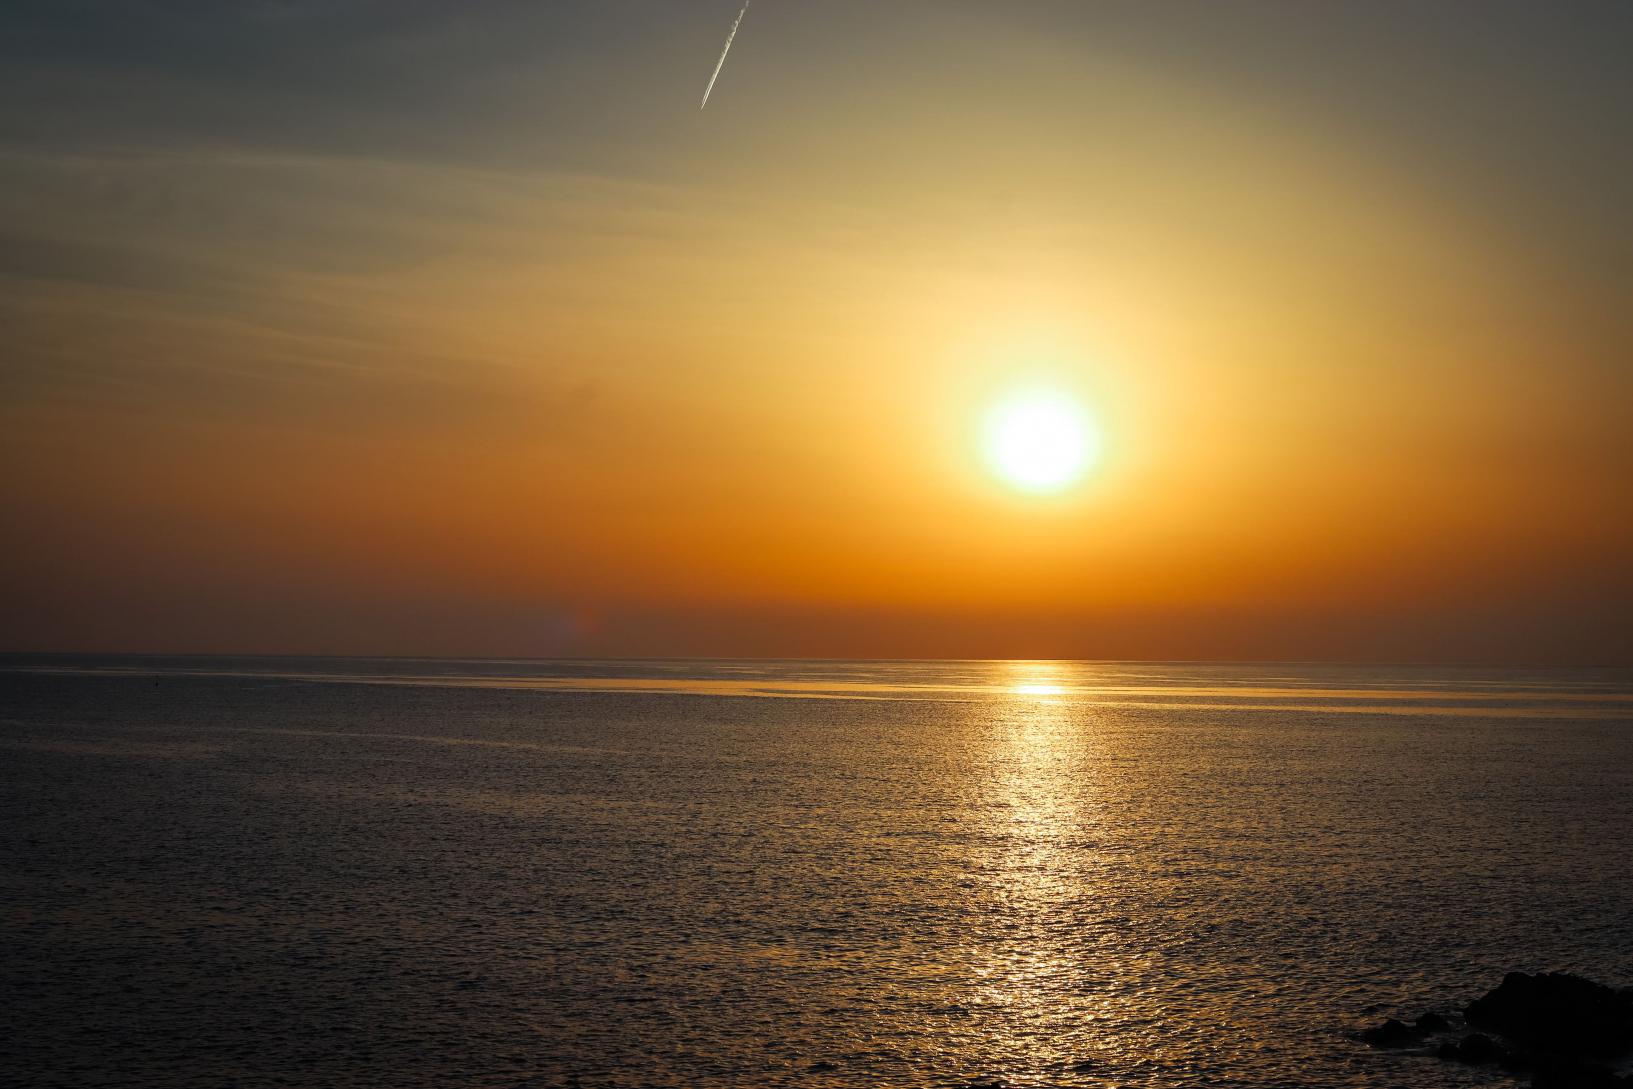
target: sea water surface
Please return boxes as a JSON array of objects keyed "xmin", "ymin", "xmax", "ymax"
[{"xmin": 2, "ymin": 657, "xmax": 1631, "ymax": 1088}]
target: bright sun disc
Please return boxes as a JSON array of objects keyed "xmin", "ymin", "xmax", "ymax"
[{"xmin": 983, "ymin": 391, "xmax": 1098, "ymax": 494}]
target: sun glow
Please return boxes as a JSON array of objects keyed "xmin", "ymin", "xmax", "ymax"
[{"xmin": 982, "ymin": 390, "xmax": 1099, "ymax": 494}]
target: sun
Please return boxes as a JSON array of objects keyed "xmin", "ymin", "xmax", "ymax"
[{"xmin": 982, "ymin": 389, "xmax": 1099, "ymax": 494}]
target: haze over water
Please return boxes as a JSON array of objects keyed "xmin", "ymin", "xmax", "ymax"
[{"xmin": 3, "ymin": 657, "xmax": 1630, "ymax": 1088}]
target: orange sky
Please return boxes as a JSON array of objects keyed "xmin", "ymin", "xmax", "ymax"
[{"xmin": 2, "ymin": 2, "xmax": 1630, "ymax": 662}]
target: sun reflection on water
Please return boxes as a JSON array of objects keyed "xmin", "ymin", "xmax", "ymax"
[
  {"xmin": 962, "ymin": 662, "xmax": 1115, "ymax": 1075},
  {"xmin": 1009, "ymin": 662, "xmax": 1073, "ymax": 701},
  {"xmin": 1012, "ymin": 682, "xmax": 1068, "ymax": 698}
]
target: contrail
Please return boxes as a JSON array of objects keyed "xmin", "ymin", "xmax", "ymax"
[{"xmin": 700, "ymin": 0, "xmax": 751, "ymax": 109}]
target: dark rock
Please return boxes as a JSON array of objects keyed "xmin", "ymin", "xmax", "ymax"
[
  {"xmin": 1361, "ymin": 1018, "xmax": 1418, "ymax": 1048},
  {"xmin": 805, "ymin": 1060, "xmax": 838, "ymax": 1073},
  {"xmin": 1437, "ymin": 1032, "xmax": 1504, "ymax": 1065},
  {"xmin": 1530, "ymin": 1054, "xmax": 1633, "ymax": 1089},
  {"xmin": 1415, "ymin": 1011, "xmax": 1452, "ymax": 1033},
  {"xmin": 1465, "ymin": 972, "xmax": 1633, "ymax": 1059}
]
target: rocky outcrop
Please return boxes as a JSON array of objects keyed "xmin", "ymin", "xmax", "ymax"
[
  {"xmin": 1361, "ymin": 1018, "xmax": 1419, "ymax": 1047},
  {"xmin": 1465, "ymin": 973, "xmax": 1633, "ymax": 1060},
  {"xmin": 1361, "ymin": 973, "xmax": 1633, "ymax": 1088}
]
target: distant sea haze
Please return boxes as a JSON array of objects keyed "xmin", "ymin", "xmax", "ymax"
[{"xmin": 3, "ymin": 657, "xmax": 1631, "ymax": 1088}]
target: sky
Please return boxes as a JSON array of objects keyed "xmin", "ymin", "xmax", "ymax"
[{"xmin": 2, "ymin": 1, "xmax": 1630, "ymax": 663}]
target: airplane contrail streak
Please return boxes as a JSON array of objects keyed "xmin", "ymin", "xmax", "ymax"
[{"xmin": 700, "ymin": 0, "xmax": 751, "ymax": 109}]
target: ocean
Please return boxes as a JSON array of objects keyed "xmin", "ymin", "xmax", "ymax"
[{"xmin": 2, "ymin": 657, "xmax": 1630, "ymax": 1088}]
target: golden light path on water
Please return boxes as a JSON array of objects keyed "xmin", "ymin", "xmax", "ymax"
[
  {"xmin": 971, "ymin": 662, "xmax": 1241, "ymax": 1080},
  {"xmin": 964, "ymin": 664, "xmax": 1115, "ymax": 1075}
]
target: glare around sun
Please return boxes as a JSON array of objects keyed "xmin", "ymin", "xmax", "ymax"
[{"xmin": 983, "ymin": 390, "xmax": 1099, "ymax": 494}]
